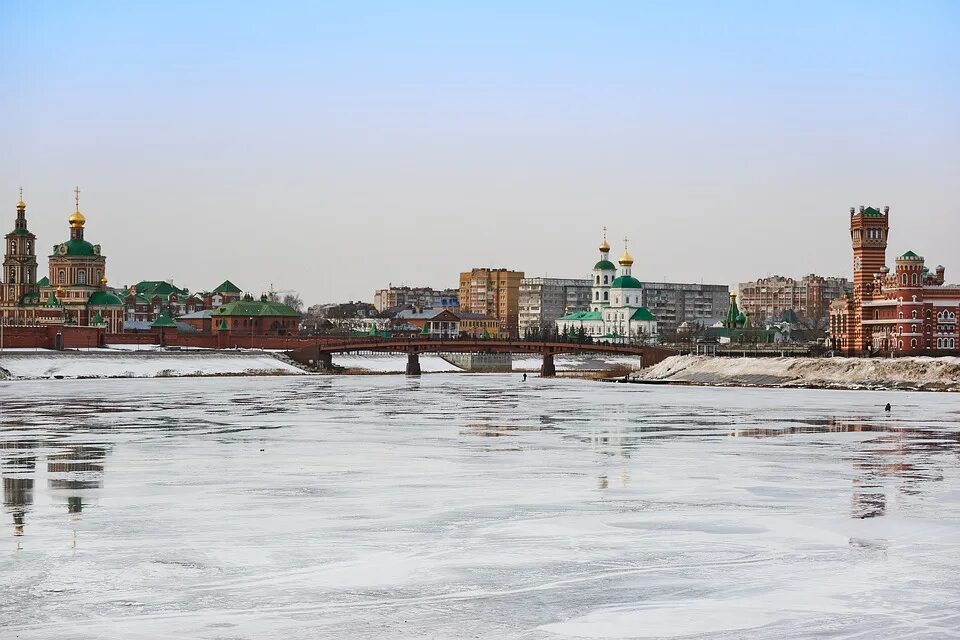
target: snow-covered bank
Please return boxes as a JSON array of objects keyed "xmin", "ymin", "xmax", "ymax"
[
  {"xmin": 0, "ymin": 350, "xmax": 305, "ymax": 380},
  {"xmin": 633, "ymin": 355, "xmax": 960, "ymax": 391}
]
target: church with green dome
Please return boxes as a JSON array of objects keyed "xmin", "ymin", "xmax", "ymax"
[
  {"xmin": 556, "ymin": 232, "xmax": 658, "ymax": 343},
  {"xmin": 0, "ymin": 189, "xmax": 125, "ymax": 332}
]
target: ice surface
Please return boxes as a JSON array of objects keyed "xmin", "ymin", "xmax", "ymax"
[{"xmin": 1, "ymin": 377, "xmax": 959, "ymax": 639}]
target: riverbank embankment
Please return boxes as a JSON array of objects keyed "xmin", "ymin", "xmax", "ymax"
[
  {"xmin": 0, "ymin": 350, "xmax": 306, "ymax": 380},
  {"xmin": 630, "ymin": 355, "xmax": 960, "ymax": 391}
]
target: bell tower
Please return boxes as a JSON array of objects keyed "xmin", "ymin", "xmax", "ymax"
[{"xmin": 3, "ymin": 189, "xmax": 39, "ymax": 304}]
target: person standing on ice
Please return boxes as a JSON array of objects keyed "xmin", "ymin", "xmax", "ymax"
[
  {"xmin": 885, "ymin": 403, "xmax": 891, "ymax": 412},
  {"xmin": 522, "ymin": 373, "xmax": 527, "ymax": 382}
]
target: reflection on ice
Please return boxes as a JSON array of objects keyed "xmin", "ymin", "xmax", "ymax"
[{"xmin": 1, "ymin": 377, "xmax": 959, "ymax": 639}]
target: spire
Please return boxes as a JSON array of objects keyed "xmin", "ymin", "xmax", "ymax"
[
  {"xmin": 599, "ymin": 226, "xmax": 610, "ymax": 254},
  {"xmin": 68, "ymin": 186, "xmax": 86, "ymax": 238},
  {"xmin": 618, "ymin": 235, "xmax": 634, "ymax": 269},
  {"xmin": 16, "ymin": 187, "xmax": 25, "ymax": 209}
]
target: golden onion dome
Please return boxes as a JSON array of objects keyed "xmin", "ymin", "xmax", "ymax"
[
  {"xmin": 69, "ymin": 209, "xmax": 86, "ymax": 228},
  {"xmin": 100, "ymin": 275, "xmax": 108, "ymax": 286},
  {"xmin": 619, "ymin": 250, "xmax": 634, "ymax": 267},
  {"xmin": 16, "ymin": 199, "xmax": 26, "ymax": 209},
  {"xmin": 599, "ymin": 239, "xmax": 610, "ymax": 252}
]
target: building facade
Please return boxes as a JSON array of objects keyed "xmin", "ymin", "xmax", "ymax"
[
  {"xmin": 1, "ymin": 193, "xmax": 124, "ymax": 332},
  {"xmin": 829, "ymin": 205, "xmax": 960, "ymax": 356},
  {"xmin": 373, "ymin": 286, "xmax": 459, "ymax": 313},
  {"xmin": 639, "ymin": 282, "xmax": 730, "ymax": 338},
  {"xmin": 518, "ymin": 277, "xmax": 591, "ymax": 336},
  {"xmin": 124, "ymin": 280, "xmax": 203, "ymax": 324},
  {"xmin": 458, "ymin": 268, "xmax": 524, "ymax": 338},
  {"xmin": 557, "ymin": 237, "xmax": 657, "ymax": 342},
  {"xmin": 738, "ymin": 274, "xmax": 847, "ymax": 326},
  {"xmin": 212, "ymin": 298, "xmax": 301, "ymax": 336}
]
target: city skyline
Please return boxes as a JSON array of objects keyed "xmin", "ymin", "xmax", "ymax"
[{"xmin": 3, "ymin": 2, "xmax": 957, "ymax": 303}]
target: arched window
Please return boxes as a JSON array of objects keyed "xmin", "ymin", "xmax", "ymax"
[
  {"xmin": 58, "ymin": 269, "xmax": 65, "ymax": 284},
  {"xmin": 911, "ymin": 339, "xmax": 917, "ymax": 348},
  {"xmin": 898, "ymin": 340, "xmax": 903, "ymax": 349},
  {"xmin": 603, "ymin": 292, "xmax": 608, "ymax": 301},
  {"xmin": 595, "ymin": 275, "xmax": 600, "ymax": 285},
  {"xmin": 603, "ymin": 275, "xmax": 608, "ymax": 284},
  {"xmin": 911, "ymin": 310, "xmax": 917, "ymax": 319},
  {"xmin": 898, "ymin": 312, "xmax": 903, "ymax": 319},
  {"xmin": 594, "ymin": 291, "xmax": 599, "ymax": 300},
  {"xmin": 77, "ymin": 270, "xmax": 86, "ymax": 285}
]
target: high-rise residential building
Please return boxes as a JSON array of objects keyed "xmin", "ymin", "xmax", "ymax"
[
  {"xmin": 638, "ymin": 282, "xmax": 730, "ymax": 337},
  {"xmin": 372, "ymin": 286, "xmax": 459, "ymax": 313},
  {"xmin": 738, "ymin": 274, "xmax": 848, "ymax": 325},
  {"xmin": 458, "ymin": 268, "xmax": 524, "ymax": 338},
  {"xmin": 518, "ymin": 277, "xmax": 592, "ymax": 335}
]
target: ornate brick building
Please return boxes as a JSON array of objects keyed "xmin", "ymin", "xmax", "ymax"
[
  {"xmin": 829, "ymin": 206, "xmax": 959, "ymax": 356},
  {"xmin": 0, "ymin": 191, "xmax": 124, "ymax": 332}
]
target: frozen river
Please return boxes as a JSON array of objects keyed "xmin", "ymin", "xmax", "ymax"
[{"xmin": 2, "ymin": 375, "xmax": 959, "ymax": 639}]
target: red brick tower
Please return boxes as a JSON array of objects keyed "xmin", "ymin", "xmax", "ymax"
[
  {"xmin": 3, "ymin": 191, "xmax": 39, "ymax": 305},
  {"xmin": 849, "ymin": 205, "xmax": 889, "ymax": 351},
  {"xmin": 894, "ymin": 250, "xmax": 925, "ymax": 353}
]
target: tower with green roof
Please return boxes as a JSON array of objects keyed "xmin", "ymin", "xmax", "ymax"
[
  {"xmin": 590, "ymin": 228, "xmax": 617, "ymax": 312},
  {"xmin": 3, "ymin": 190, "xmax": 39, "ymax": 306}
]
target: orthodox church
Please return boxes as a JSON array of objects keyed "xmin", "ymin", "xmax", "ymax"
[
  {"xmin": 556, "ymin": 233, "xmax": 658, "ymax": 342},
  {"xmin": 0, "ymin": 190, "xmax": 125, "ymax": 332}
]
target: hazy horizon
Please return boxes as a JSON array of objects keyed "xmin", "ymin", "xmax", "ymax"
[{"xmin": 2, "ymin": 1, "xmax": 958, "ymax": 305}]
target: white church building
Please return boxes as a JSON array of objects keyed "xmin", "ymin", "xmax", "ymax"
[{"xmin": 556, "ymin": 234, "xmax": 658, "ymax": 343}]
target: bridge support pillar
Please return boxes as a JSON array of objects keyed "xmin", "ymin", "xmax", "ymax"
[
  {"xmin": 540, "ymin": 353, "xmax": 556, "ymax": 378},
  {"xmin": 406, "ymin": 352, "xmax": 421, "ymax": 376},
  {"xmin": 317, "ymin": 351, "xmax": 334, "ymax": 371}
]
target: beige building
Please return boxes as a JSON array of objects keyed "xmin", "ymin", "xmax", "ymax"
[
  {"xmin": 738, "ymin": 274, "xmax": 848, "ymax": 325},
  {"xmin": 458, "ymin": 268, "xmax": 524, "ymax": 337}
]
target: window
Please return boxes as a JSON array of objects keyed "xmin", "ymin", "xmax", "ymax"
[
  {"xmin": 912, "ymin": 310, "xmax": 917, "ymax": 319},
  {"xmin": 77, "ymin": 270, "xmax": 86, "ymax": 285},
  {"xmin": 58, "ymin": 270, "xmax": 65, "ymax": 284},
  {"xmin": 603, "ymin": 275, "xmax": 609, "ymax": 284},
  {"xmin": 911, "ymin": 339, "xmax": 917, "ymax": 348},
  {"xmin": 912, "ymin": 273, "xmax": 918, "ymax": 285},
  {"xmin": 901, "ymin": 274, "xmax": 908, "ymax": 285},
  {"xmin": 603, "ymin": 292, "xmax": 608, "ymax": 301}
]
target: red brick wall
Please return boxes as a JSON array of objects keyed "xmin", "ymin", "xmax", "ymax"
[{"xmin": 0, "ymin": 325, "xmax": 104, "ymax": 349}]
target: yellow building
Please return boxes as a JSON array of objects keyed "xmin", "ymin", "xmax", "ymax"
[{"xmin": 458, "ymin": 268, "xmax": 524, "ymax": 338}]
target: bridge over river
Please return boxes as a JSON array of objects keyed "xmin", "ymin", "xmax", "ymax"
[{"xmin": 286, "ymin": 338, "xmax": 676, "ymax": 376}]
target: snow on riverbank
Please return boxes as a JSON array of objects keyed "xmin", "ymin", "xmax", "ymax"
[
  {"xmin": 0, "ymin": 350, "xmax": 305, "ymax": 380},
  {"xmin": 634, "ymin": 355, "xmax": 960, "ymax": 391}
]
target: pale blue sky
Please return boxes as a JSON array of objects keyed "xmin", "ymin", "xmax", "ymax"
[{"xmin": 2, "ymin": 1, "xmax": 958, "ymax": 302}]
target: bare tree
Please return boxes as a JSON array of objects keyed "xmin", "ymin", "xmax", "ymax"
[{"xmin": 282, "ymin": 292, "xmax": 304, "ymax": 313}]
